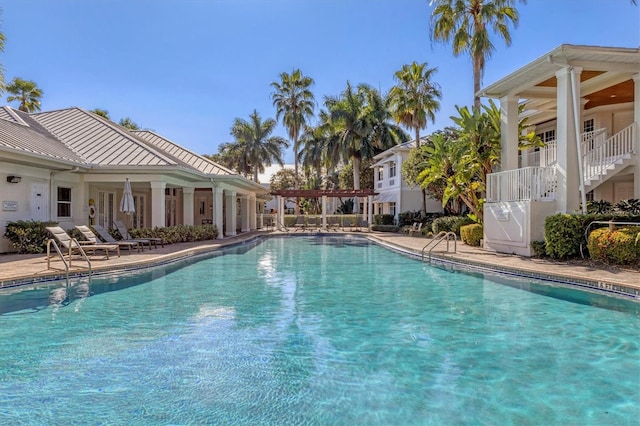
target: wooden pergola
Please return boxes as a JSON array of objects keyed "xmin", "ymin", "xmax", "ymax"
[{"xmin": 269, "ymin": 189, "xmax": 377, "ymax": 231}]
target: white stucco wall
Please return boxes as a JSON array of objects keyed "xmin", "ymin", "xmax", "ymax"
[{"xmin": 483, "ymin": 201, "xmax": 556, "ymax": 257}]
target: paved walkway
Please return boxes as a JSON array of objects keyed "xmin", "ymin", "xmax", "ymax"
[{"xmin": 1, "ymin": 231, "xmax": 638, "ymax": 294}]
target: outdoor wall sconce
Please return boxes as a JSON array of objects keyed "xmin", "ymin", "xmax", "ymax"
[{"xmin": 6, "ymin": 176, "xmax": 21, "ymax": 183}]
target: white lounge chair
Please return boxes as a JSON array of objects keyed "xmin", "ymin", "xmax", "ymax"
[
  {"xmin": 76, "ymin": 225, "xmax": 141, "ymax": 253},
  {"xmin": 46, "ymin": 226, "xmax": 120, "ymax": 260},
  {"xmin": 113, "ymin": 220, "xmax": 162, "ymax": 248},
  {"xmin": 408, "ymin": 222, "xmax": 423, "ymax": 237}
]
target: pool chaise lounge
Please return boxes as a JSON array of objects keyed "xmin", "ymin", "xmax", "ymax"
[
  {"xmin": 75, "ymin": 225, "xmax": 141, "ymax": 253},
  {"xmin": 46, "ymin": 226, "xmax": 121, "ymax": 260},
  {"xmin": 113, "ymin": 220, "xmax": 163, "ymax": 248}
]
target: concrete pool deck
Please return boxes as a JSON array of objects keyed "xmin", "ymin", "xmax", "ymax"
[{"xmin": 0, "ymin": 230, "xmax": 638, "ymax": 296}]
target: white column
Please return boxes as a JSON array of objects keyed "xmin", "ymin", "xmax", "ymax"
[
  {"xmin": 634, "ymin": 74, "xmax": 640, "ymax": 198},
  {"xmin": 150, "ymin": 181, "xmax": 166, "ymax": 228},
  {"xmin": 182, "ymin": 187, "xmax": 194, "ymax": 226},
  {"xmin": 240, "ymin": 194, "xmax": 250, "ymax": 232},
  {"xmin": 500, "ymin": 95, "xmax": 520, "ymax": 171},
  {"xmin": 249, "ymin": 195, "xmax": 257, "ymax": 230},
  {"xmin": 367, "ymin": 195, "xmax": 373, "ymax": 227},
  {"xmin": 213, "ymin": 186, "xmax": 224, "ymax": 239},
  {"xmin": 555, "ymin": 67, "xmax": 582, "ymax": 213},
  {"xmin": 225, "ymin": 190, "xmax": 237, "ymax": 237},
  {"xmin": 321, "ymin": 195, "xmax": 327, "ymax": 230}
]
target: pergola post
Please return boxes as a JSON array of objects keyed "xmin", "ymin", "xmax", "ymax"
[{"xmin": 321, "ymin": 195, "xmax": 327, "ymax": 231}]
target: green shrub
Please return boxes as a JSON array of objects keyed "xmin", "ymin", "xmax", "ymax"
[
  {"xmin": 543, "ymin": 213, "xmax": 640, "ymax": 260},
  {"xmin": 431, "ymin": 216, "xmax": 474, "ymax": 236},
  {"xmin": 530, "ymin": 241, "xmax": 547, "ymax": 258},
  {"xmin": 544, "ymin": 214, "xmax": 582, "ymax": 260},
  {"xmin": 374, "ymin": 214, "xmax": 395, "ymax": 225},
  {"xmin": 4, "ymin": 220, "xmax": 58, "ymax": 254},
  {"xmin": 587, "ymin": 226, "xmax": 640, "ymax": 265},
  {"xmin": 371, "ymin": 225, "xmax": 399, "ymax": 233},
  {"xmin": 460, "ymin": 224, "xmax": 483, "ymax": 246},
  {"xmin": 128, "ymin": 224, "xmax": 218, "ymax": 244}
]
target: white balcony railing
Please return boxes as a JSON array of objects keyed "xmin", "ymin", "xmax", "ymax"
[
  {"xmin": 487, "ymin": 167, "xmax": 557, "ymax": 202},
  {"xmin": 503, "ymin": 125, "xmax": 635, "ymax": 203},
  {"xmin": 583, "ymin": 123, "xmax": 635, "ymax": 183}
]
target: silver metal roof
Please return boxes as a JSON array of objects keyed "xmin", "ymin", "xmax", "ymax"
[
  {"xmin": 133, "ymin": 130, "xmax": 234, "ymax": 176},
  {"xmin": 0, "ymin": 107, "xmax": 87, "ymax": 165},
  {"xmin": 32, "ymin": 108, "xmax": 178, "ymax": 167}
]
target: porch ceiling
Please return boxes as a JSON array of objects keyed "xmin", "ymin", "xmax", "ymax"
[{"xmin": 480, "ymin": 45, "xmax": 639, "ymax": 117}]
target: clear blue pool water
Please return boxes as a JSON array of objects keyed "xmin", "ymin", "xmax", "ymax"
[{"xmin": 1, "ymin": 236, "xmax": 639, "ymax": 425}]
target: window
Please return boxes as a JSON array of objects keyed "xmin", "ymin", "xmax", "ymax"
[
  {"xmin": 389, "ymin": 202, "xmax": 396, "ymax": 217},
  {"xmin": 536, "ymin": 130, "xmax": 555, "ymax": 143},
  {"xmin": 583, "ymin": 118, "xmax": 594, "ymax": 134},
  {"xmin": 377, "ymin": 166, "xmax": 384, "ymax": 181},
  {"xmin": 57, "ymin": 187, "xmax": 72, "ymax": 217},
  {"xmin": 389, "ymin": 161, "xmax": 397, "ymax": 178}
]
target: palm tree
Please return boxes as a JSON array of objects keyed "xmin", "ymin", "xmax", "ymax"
[
  {"xmin": 90, "ymin": 108, "xmax": 111, "ymax": 120},
  {"xmin": 230, "ymin": 110, "xmax": 289, "ymax": 183},
  {"xmin": 299, "ymin": 123, "xmax": 329, "ymax": 186},
  {"xmin": 206, "ymin": 142, "xmax": 250, "ymax": 177},
  {"xmin": 118, "ymin": 117, "xmax": 140, "ymax": 130},
  {"xmin": 271, "ymin": 69, "xmax": 316, "ymax": 207},
  {"xmin": 324, "ymin": 83, "xmax": 406, "ymax": 190},
  {"xmin": 0, "ymin": 19, "xmax": 5, "ymax": 93},
  {"xmin": 430, "ymin": 0, "xmax": 523, "ymax": 108},
  {"xmin": 5, "ymin": 77, "xmax": 43, "ymax": 112},
  {"xmin": 389, "ymin": 61, "xmax": 442, "ymax": 148}
]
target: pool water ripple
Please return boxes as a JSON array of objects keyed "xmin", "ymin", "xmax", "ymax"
[{"xmin": 0, "ymin": 236, "xmax": 638, "ymax": 425}]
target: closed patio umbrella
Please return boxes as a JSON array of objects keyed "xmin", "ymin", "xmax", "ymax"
[{"xmin": 120, "ymin": 178, "xmax": 135, "ymax": 226}]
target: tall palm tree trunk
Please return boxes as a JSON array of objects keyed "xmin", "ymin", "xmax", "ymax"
[
  {"xmin": 293, "ymin": 137, "xmax": 301, "ymax": 214},
  {"xmin": 352, "ymin": 156, "xmax": 361, "ymax": 190}
]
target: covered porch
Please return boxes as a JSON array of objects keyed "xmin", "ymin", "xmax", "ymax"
[{"xmin": 480, "ymin": 45, "xmax": 639, "ymax": 256}]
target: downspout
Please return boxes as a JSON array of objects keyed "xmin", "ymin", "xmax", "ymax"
[
  {"xmin": 49, "ymin": 167, "xmax": 81, "ymax": 221},
  {"xmin": 547, "ymin": 56, "xmax": 588, "ymax": 214}
]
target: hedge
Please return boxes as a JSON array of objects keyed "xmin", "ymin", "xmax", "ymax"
[
  {"xmin": 587, "ymin": 226, "xmax": 640, "ymax": 265},
  {"xmin": 460, "ymin": 224, "xmax": 483, "ymax": 246}
]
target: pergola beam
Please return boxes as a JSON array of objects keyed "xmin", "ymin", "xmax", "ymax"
[{"xmin": 271, "ymin": 189, "xmax": 376, "ymax": 197}]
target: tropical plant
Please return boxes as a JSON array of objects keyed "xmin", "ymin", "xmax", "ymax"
[
  {"xmin": 90, "ymin": 108, "xmax": 111, "ymax": 120},
  {"xmin": 299, "ymin": 122, "xmax": 329, "ymax": 186},
  {"xmin": 230, "ymin": 109, "xmax": 289, "ymax": 182},
  {"xmin": 389, "ymin": 61, "xmax": 442, "ymax": 148},
  {"xmin": 430, "ymin": 0, "xmax": 524, "ymax": 108},
  {"xmin": 0, "ymin": 14, "xmax": 5, "ymax": 93},
  {"xmin": 6, "ymin": 77, "xmax": 43, "ymax": 112},
  {"xmin": 204, "ymin": 142, "xmax": 248, "ymax": 176},
  {"xmin": 323, "ymin": 83, "xmax": 406, "ymax": 190},
  {"xmin": 271, "ymin": 69, "xmax": 316, "ymax": 211},
  {"xmin": 118, "ymin": 117, "xmax": 140, "ymax": 130},
  {"xmin": 614, "ymin": 199, "xmax": 640, "ymax": 215},
  {"xmin": 270, "ymin": 168, "xmax": 300, "ymax": 191}
]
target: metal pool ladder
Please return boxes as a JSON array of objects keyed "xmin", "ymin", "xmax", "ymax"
[
  {"xmin": 46, "ymin": 238, "xmax": 92, "ymax": 286},
  {"xmin": 421, "ymin": 231, "xmax": 457, "ymax": 262}
]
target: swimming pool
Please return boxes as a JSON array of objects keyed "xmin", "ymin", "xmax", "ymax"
[{"xmin": 1, "ymin": 236, "xmax": 638, "ymax": 424}]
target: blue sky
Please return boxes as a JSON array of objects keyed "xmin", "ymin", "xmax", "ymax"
[{"xmin": 2, "ymin": 0, "xmax": 639, "ymax": 163}]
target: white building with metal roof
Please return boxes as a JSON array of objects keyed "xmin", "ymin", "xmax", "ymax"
[
  {"xmin": 0, "ymin": 106, "xmax": 270, "ymax": 252},
  {"xmin": 371, "ymin": 139, "xmax": 444, "ymax": 221},
  {"xmin": 481, "ymin": 44, "xmax": 639, "ymax": 256}
]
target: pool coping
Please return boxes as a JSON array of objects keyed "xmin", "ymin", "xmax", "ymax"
[{"xmin": 367, "ymin": 235, "xmax": 640, "ymax": 301}]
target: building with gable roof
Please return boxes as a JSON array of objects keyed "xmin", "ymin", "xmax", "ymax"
[
  {"xmin": 481, "ymin": 44, "xmax": 639, "ymax": 256},
  {"xmin": 0, "ymin": 106, "xmax": 269, "ymax": 252},
  {"xmin": 371, "ymin": 138, "xmax": 444, "ymax": 220}
]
